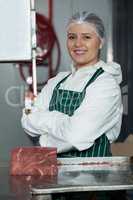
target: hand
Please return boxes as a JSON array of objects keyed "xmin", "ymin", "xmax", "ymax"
[
  {"xmin": 25, "ymin": 91, "xmax": 36, "ymax": 100},
  {"xmin": 24, "ymin": 91, "xmax": 37, "ymax": 114}
]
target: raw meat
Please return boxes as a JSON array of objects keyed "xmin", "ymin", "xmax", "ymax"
[{"xmin": 10, "ymin": 147, "xmax": 58, "ymax": 176}]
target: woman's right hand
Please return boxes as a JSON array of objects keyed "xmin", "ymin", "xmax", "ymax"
[
  {"xmin": 24, "ymin": 91, "xmax": 37, "ymax": 114},
  {"xmin": 25, "ymin": 91, "xmax": 35, "ymax": 100}
]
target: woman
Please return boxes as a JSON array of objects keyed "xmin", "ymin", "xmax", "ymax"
[{"xmin": 21, "ymin": 11, "xmax": 123, "ymax": 199}]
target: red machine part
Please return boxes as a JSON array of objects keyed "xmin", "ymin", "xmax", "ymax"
[{"xmin": 18, "ymin": 12, "xmax": 61, "ymax": 91}]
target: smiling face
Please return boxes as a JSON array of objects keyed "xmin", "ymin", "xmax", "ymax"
[{"xmin": 67, "ymin": 22, "xmax": 103, "ymax": 69}]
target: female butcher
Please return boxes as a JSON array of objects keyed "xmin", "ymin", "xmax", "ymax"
[
  {"xmin": 21, "ymin": 11, "xmax": 124, "ymax": 200},
  {"xmin": 21, "ymin": 11, "xmax": 123, "ymax": 158}
]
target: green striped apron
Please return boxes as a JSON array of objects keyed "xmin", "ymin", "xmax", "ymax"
[
  {"xmin": 50, "ymin": 67, "xmax": 112, "ymax": 200},
  {"xmin": 49, "ymin": 67, "xmax": 112, "ymax": 158}
]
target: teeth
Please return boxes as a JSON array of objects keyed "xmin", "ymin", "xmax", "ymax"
[{"xmin": 74, "ymin": 50, "xmax": 85, "ymax": 54}]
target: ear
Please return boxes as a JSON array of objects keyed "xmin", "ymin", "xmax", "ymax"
[{"xmin": 99, "ymin": 38, "xmax": 105, "ymax": 49}]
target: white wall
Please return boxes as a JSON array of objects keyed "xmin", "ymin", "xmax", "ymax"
[{"xmin": 0, "ymin": 0, "xmax": 112, "ymax": 161}]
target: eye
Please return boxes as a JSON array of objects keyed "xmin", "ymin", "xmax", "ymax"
[
  {"xmin": 67, "ymin": 34, "xmax": 76, "ymax": 40},
  {"xmin": 68, "ymin": 36, "xmax": 75, "ymax": 40},
  {"xmin": 83, "ymin": 35, "xmax": 91, "ymax": 40}
]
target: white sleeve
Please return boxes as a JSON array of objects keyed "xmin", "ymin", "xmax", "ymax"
[
  {"xmin": 21, "ymin": 72, "xmax": 69, "ymax": 137},
  {"xmin": 21, "ymin": 76, "xmax": 54, "ymax": 136},
  {"xmin": 35, "ymin": 75, "xmax": 123, "ymax": 152},
  {"xmin": 21, "ymin": 106, "xmax": 73, "ymax": 152}
]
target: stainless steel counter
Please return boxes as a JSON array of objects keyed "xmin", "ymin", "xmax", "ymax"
[{"xmin": 1, "ymin": 157, "xmax": 133, "ymax": 200}]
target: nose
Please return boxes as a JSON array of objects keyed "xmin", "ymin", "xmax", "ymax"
[{"xmin": 75, "ymin": 37, "xmax": 83, "ymax": 47}]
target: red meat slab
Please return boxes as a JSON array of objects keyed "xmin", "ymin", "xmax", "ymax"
[{"xmin": 10, "ymin": 147, "xmax": 58, "ymax": 176}]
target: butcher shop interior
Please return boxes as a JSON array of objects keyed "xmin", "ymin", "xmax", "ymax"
[{"xmin": 0, "ymin": 0, "xmax": 133, "ymax": 199}]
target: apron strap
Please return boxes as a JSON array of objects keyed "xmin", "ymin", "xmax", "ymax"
[
  {"xmin": 55, "ymin": 73, "xmax": 71, "ymax": 89},
  {"xmin": 84, "ymin": 67, "xmax": 104, "ymax": 90},
  {"xmin": 54, "ymin": 68, "xmax": 104, "ymax": 90}
]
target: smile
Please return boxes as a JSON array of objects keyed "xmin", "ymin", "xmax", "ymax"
[{"xmin": 73, "ymin": 49, "xmax": 87, "ymax": 55}]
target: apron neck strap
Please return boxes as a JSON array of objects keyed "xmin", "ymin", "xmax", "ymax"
[{"xmin": 84, "ymin": 67, "xmax": 104, "ymax": 90}]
